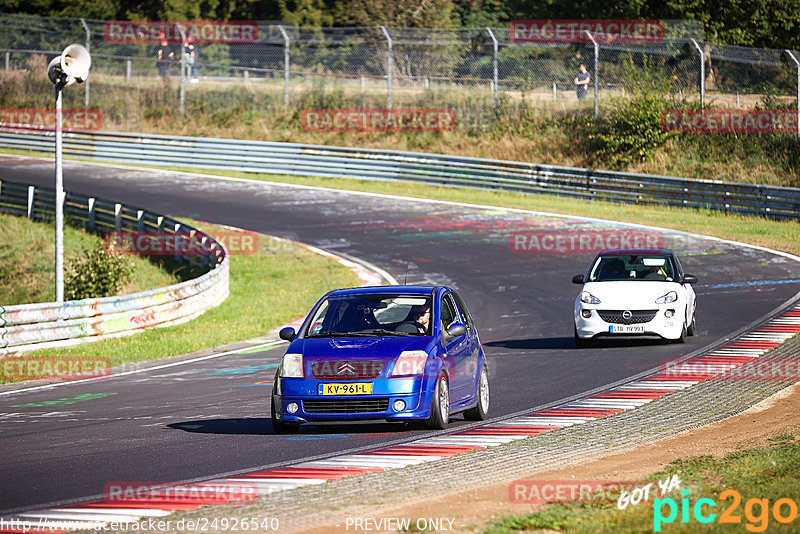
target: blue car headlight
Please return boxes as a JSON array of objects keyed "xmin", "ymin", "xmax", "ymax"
[
  {"xmin": 280, "ymin": 353, "xmax": 303, "ymax": 378},
  {"xmin": 391, "ymin": 351, "xmax": 428, "ymax": 377}
]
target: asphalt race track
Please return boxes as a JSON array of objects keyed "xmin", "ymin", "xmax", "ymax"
[{"xmin": 2, "ymin": 156, "xmax": 800, "ymax": 513}]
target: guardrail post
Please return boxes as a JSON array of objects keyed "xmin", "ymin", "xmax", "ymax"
[
  {"xmin": 80, "ymin": 18, "xmax": 91, "ymax": 107},
  {"xmin": 380, "ymin": 26, "xmax": 392, "ymax": 109},
  {"xmin": 87, "ymin": 197, "xmax": 96, "ymax": 231},
  {"xmin": 783, "ymin": 50, "xmax": 800, "ymax": 138},
  {"xmin": 486, "ymin": 27, "xmax": 499, "ymax": 109},
  {"xmin": 177, "ymin": 24, "xmax": 186, "ymax": 115},
  {"xmin": 137, "ymin": 209, "xmax": 145, "ymax": 232},
  {"xmin": 126, "ymin": 59, "xmax": 131, "ymax": 82},
  {"xmin": 690, "ymin": 38, "xmax": 705, "ymax": 109},
  {"xmin": 584, "ymin": 30, "xmax": 599, "ymax": 118},
  {"xmin": 174, "ymin": 222, "xmax": 183, "ymax": 263},
  {"xmin": 277, "ymin": 25, "xmax": 290, "ymax": 111},
  {"xmin": 27, "ymin": 185, "xmax": 35, "ymax": 220},
  {"xmin": 114, "ymin": 203, "xmax": 122, "ymax": 232}
]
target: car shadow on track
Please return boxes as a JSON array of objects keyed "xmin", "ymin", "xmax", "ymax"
[
  {"xmin": 167, "ymin": 418, "xmax": 422, "ymax": 436},
  {"xmin": 484, "ymin": 336, "xmax": 670, "ymax": 350}
]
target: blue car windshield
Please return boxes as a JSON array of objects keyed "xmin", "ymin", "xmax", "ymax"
[{"xmin": 306, "ymin": 294, "xmax": 432, "ymax": 337}]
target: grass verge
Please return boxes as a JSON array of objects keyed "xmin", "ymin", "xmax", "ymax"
[
  {"xmin": 0, "ymin": 212, "xmax": 177, "ymax": 305},
  {"xmin": 18, "ymin": 220, "xmax": 362, "ymax": 371},
  {"xmin": 483, "ymin": 433, "xmax": 800, "ymax": 533}
]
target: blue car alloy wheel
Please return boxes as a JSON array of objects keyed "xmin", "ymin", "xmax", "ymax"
[{"xmin": 270, "ymin": 285, "xmax": 489, "ymax": 434}]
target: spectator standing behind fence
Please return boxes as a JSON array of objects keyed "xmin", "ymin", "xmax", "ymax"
[
  {"xmin": 184, "ymin": 36, "xmax": 199, "ymax": 82},
  {"xmin": 574, "ymin": 63, "xmax": 590, "ymax": 100},
  {"xmin": 156, "ymin": 33, "xmax": 174, "ymax": 80}
]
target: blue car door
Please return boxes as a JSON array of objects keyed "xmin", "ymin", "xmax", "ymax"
[{"xmin": 440, "ymin": 292, "xmax": 471, "ymax": 401}]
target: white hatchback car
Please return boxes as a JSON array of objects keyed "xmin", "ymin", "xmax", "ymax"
[{"xmin": 572, "ymin": 248, "xmax": 697, "ymax": 347}]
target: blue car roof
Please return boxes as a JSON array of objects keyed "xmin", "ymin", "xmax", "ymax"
[{"xmin": 326, "ymin": 285, "xmax": 438, "ymax": 297}]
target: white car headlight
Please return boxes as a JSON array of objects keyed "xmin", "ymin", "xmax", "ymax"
[
  {"xmin": 280, "ymin": 353, "xmax": 303, "ymax": 378},
  {"xmin": 391, "ymin": 350, "xmax": 428, "ymax": 376},
  {"xmin": 656, "ymin": 291, "xmax": 678, "ymax": 304},
  {"xmin": 580, "ymin": 291, "xmax": 601, "ymax": 305}
]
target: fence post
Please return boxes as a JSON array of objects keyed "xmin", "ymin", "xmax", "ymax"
[
  {"xmin": 80, "ymin": 18, "xmax": 91, "ymax": 107},
  {"xmin": 380, "ymin": 26, "xmax": 392, "ymax": 108},
  {"xmin": 4, "ymin": 51, "xmax": 9, "ymax": 72},
  {"xmin": 585, "ymin": 31, "xmax": 599, "ymax": 118},
  {"xmin": 553, "ymin": 82, "xmax": 557, "ymax": 100},
  {"xmin": 114, "ymin": 203, "xmax": 122, "ymax": 232},
  {"xmin": 783, "ymin": 50, "xmax": 800, "ymax": 138},
  {"xmin": 278, "ymin": 25, "xmax": 290, "ymax": 110},
  {"xmin": 690, "ymin": 38, "xmax": 705, "ymax": 109},
  {"xmin": 177, "ymin": 24, "xmax": 186, "ymax": 115},
  {"xmin": 88, "ymin": 197, "xmax": 96, "ymax": 231},
  {"xmin": 126, "ymin": 59, "xmax": 131, "ymax": 82},
  {"xmin": 486, "ymin": 27, "xmax": 499, "ymax": 109}
]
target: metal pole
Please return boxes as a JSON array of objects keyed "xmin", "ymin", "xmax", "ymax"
[
  {"xmin": 55, "ymin": 81, "xmax": 65, "ymax": 303},
  {"xmin": 585, "ymin": 30, "xmax": 599, "ymax": 118},
  {"xmin": 553, "ymin": 82, "xmax": 557, "ymax": 100},
  {"xmin": 177, "ymin": 25, "xmax": 186, "ymax": 115},
  {"xmin": 4, "ymin": 51, "xmax": 9, "ymax": 72},
  {"xmin": 80, "ymin": 18, "xmax": 90, "ymax": 107},
  {"xmin": 486, "ymin": 27, "xmax": 499, "ymax": 109},
  {"xmin": 784, "ymin": 50, "xmax": 800, "ymax": 138},
  {"xmin": 690, "ymin": 38, "xmax": 704, "ymax": 109},
  {"xmin": 380, "ymin": 26, "xmax": 392, "ymax": 108},
  {"xmin": 126, "ymin": 59, "xmax": 131, "ymax": 82},
  {"xmin": 278, "ymin": 25, "xmax": 290, "ymax": 110}
]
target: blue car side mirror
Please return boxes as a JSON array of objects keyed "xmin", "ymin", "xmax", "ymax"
[
  {"xmin": 279, "ymin": 327, "xmax": 296, "ymax": 341},
  {"xmin": 446, "ymin": 323, "xmax": 467, "ymax": 339}
]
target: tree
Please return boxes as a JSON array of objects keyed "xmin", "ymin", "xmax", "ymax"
[{"xmin": 335, "ymin": 0, "xmax": 457, "ymax": 28}]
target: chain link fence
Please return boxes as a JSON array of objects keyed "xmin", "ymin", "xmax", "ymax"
[{"xmin": 0, "ymin": 13, "xmax": 798, "ymax": 133}]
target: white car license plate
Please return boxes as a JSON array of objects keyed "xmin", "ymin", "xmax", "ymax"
[{"xmin": 609, "ymin": 325, "xmax": 645, "ymax": 334}]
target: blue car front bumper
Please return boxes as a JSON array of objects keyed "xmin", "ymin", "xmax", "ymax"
[{"xmin": 273, "ymin": 376, "xmax": 435, "ymax": 423}]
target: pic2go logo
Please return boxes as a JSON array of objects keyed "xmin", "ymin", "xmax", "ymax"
[{"xmin": 654, "ymin": 489, "xmax": 799, "ymax": 532}]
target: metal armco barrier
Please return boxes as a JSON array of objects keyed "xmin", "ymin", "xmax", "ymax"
[
  {"xmin": 1, "ymin": 126, "xmax": 799, "ymax": 219},
  {"xmin": 0, "ymin": 179, "xmax": 229, "ymax": 354}
]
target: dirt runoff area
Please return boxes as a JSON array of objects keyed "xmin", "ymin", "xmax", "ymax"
[{"xmin": 299, "ymin": 382, "xmax": 800, "ymax": 534}]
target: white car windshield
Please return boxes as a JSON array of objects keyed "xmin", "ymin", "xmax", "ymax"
[
  {"xmin": 305, "ymin": 294, "xmax": 432, "ymax": 337},
  {"xmin": 589, "ymin": 254, "xmax": 677, "ymax": 282}
]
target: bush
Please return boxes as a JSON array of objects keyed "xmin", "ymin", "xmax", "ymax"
[
  {"xmin": 65, "ymin": 243, "xmax": 133, "ymax": 300},
  {"xmin": 580, "ymin": 93, "xmax": 674, "ymax": 168}
]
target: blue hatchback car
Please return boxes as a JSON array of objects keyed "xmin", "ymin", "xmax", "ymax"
[{"xmin": 271, "ymin": 285, "xmax": 490, "ymax": 433}]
